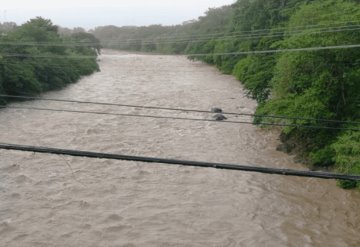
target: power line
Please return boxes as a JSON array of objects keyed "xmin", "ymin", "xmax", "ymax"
[
  {"xmin": 11, "ymin": 24, "xmax": 359, "ymax": 48},
  {"xmin": 0, "ymin": 61, "xmax": 100, "ymax": 74},
  {"xmin": 1, "ymin": 23, "xmax": 359, "ymax": 48},
  {"xmin": 2, "ymin": 44, "xmax": 360, "ymax": 59},
  {"xmin": 97, "ymin": 22, "xmax": 360, "ymax": 44},
  {"xmin": 0, "ymin": 41, "xmax": 99, "ymax": 47},
  {"xmin": 0, "ymin": 61, "xmax": 217, "ymax": 73},
  {"xmin": 211, "ymin": 20, "xmax": 360, "ymax": 36},
  {"xmin": 199, "ymin": 19, "xmax": 360, "ymax": 37},
  {"xmin": 0, "ymin": 143, "xmax": 359, "ymax": 181},
  {"xmin": 100, "ymin": 26, "xmax": 360, "ymax": 46},
  {"xmin": 1, "ymin": 105, "xmax": 359, "ymax": 131},
  {"xmin": 1, "ymin": 53, "xmax": 97, "ymax": 59},
  {"xmin": 187, "ymin": 44, "xmax": 360, "ymax": 57},
  {"xmin": 3, "ymin": 25, "xmax": 359, "ymax": 47},
  {"xmin": 1, "ymin": 94, "xmax": 359, "ymax": 125},
  {"xmin": 0, "ymin": 61, "xmax": 96, "ymax": 68},
  {"xmin": 94, "ymin": 19, "xmax": 360, "ymax": 43},
  {"xmin": 1, "ymin": 58, "xmax": 357, "ymax": 71}
]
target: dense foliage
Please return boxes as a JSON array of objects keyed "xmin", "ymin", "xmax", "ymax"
[
  {"xmin": 0, "ymin": 17, "xmax": 100, "ymax": 104},
  {"xmin": 94, "ymin": 0, "xmax": 360, "ymax": 189}
]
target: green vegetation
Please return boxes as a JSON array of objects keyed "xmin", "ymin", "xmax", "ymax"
[
  {"xmin": 0, "ymin": 17, "xmax": 100, "ymax": 104},
  {"xmin": 93, "ymin": 0, "xmax": 360, "ymax": 189}
]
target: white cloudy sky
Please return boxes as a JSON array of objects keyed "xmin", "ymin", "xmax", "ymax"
[{"xmin": 1, "ymin": 0, "xmax": 235, "ymax": 29}]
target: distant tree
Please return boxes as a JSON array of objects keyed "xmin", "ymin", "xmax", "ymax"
[
  {"xmin": 71, "ymin": 32, "xmax": 101, "ymax": 54},
  {"xmin": 0, "ymin": 22, "xmax": 17, "ymax": 35}
]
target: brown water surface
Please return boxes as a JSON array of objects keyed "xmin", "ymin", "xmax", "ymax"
[{"xmin": 0, "ymin": 50, "xmax": 359, "ymax": 247}]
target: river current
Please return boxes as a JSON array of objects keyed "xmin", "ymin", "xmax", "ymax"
[{"xmin": 0, "ymin": 50, "xmax": 359, "ymax": 246}]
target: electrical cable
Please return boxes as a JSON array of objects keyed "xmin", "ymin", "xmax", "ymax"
[
  {"xmin": 1, "ymin": 23, "xmax": 360, "ymax": 47},
  {"xmin": 0, "ymin": 53, "xmax": 97, "ymax": 59},
  {"xmin": 1, "ymin": 94, "xmax": 359, "ymax": 125},
  {"xmin": 100, "ymin": 26, "xmax": 360, "ymax": 45},
  {"xmin": 2, "ymin": 43, "xmax": 360, "ymax": 59},
  {"xmin": 4, "ymin": 25, "xmax": 358, "ymax": 47},
  {"xmin": 91, "ymin": 20, "xmax": 360, "ymax": 42},
  {"xmin": 1, "ymin": 105, "xmax": 359, "ymax": 131},
  {"xmin": 0, "ymin": 143, "xmax": 359, "ymax": 181}
]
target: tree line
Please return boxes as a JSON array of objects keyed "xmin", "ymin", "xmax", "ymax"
[
  {"xmin": 0, "ymin": 17, "xmax": 101, "ymax": 105},
  {"xmin": 93, "ymin": 0, "xmax": 360, "ymax": 189}
]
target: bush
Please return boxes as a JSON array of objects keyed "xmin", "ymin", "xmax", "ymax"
[{"xmin": 332, "ymin": 130, "xmax": 360, "ymax": 189}]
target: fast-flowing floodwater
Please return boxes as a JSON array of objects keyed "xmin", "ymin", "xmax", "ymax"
[{"xmin": 0, "ymin": 50, "xmax": 359, "ymax": 247}]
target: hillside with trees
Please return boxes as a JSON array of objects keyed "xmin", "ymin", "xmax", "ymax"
[
  {"xmin": 0, "ymin": 17, "xmax": 100, "ymax": 105},
  {"xmin": 93, "ymin": 0, "xmax": 360, "ymax": 189}
]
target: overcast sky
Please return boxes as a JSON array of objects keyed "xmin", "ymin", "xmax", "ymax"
[{"xmin": 1, "ymin": 0, "xmax": 235, "ymax": 29}]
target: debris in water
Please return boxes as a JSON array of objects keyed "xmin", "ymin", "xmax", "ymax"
[
  {"xmin": 213, "ymin": 114, "xmax": 227, "ymax": 121},
  {"xmin": 211, "ymin": 107, "xmax": 223, "ymax": 113}
]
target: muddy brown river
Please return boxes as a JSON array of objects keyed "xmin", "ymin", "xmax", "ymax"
[{"xmin": 0, "ymin": 50, "xmax": 359, "ymax": 247}]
